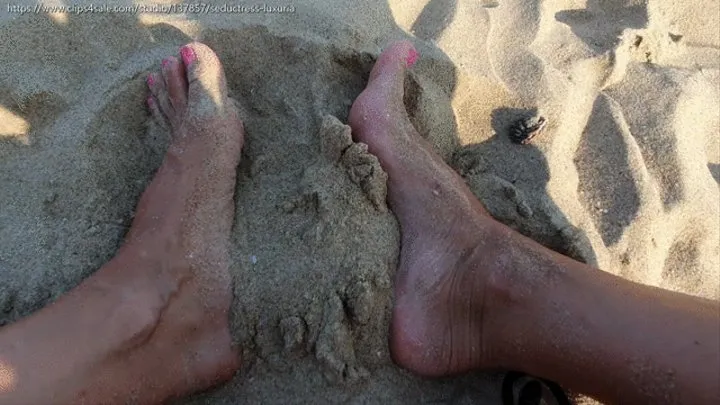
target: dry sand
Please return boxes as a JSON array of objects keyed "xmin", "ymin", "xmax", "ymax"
[{"xmin": 1, "ymin": 0, "xmax": 718, "ymax": 404}]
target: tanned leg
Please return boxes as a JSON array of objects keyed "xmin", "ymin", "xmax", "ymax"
[
  {"xmin": 0, "ymin": 42, "xmax": 243, "ymax": 405},
  {"xmin": 349, "ymin": 41, "xmax": 720, "ymax": 405}
]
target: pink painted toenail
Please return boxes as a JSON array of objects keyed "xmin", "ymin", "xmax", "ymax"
[
  {"xmin": 162, "ymin": 58, "xmax": 171, "ymax": 68},
  {"xmin": 406, "ymin": 48, "xmax": 419, "ymax": 68},
  {"xmin": 180, "ymin": 46, "xmax": 196, "ymax": 65},
  {"xmin": 147, "ymin": 96, "xmax": 154, "ymax": 107},
  {"xmin": 147, "ymin": 74, "xmax": 155, "ymax": 86}
]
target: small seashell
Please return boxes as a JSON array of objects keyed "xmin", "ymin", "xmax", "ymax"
[
  {"xmin": 250, "ymin": 255, "xmax": 258, "ymax": 265},
  {"xmin": 509, "ymin": 115, "xmax": 547, "ymax": 145}
]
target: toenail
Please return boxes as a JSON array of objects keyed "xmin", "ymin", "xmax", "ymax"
[
  {"xmin": 406, "ymin": 48, "xmax": 419, "ymax": 68},
  {"xmin": 180, "ymin": 46, "xmax": 197, "ymax": 66},
  {"xmin": 162, "ymin": 58, "xmax": 171, "ymax": 68},
  {"xmin": 147, "ymin": 96, "xmax": 154, "ymax": 107},
  {"xmin": 147, "ymin": 74, "xmax": 155, "ymax": 86}
]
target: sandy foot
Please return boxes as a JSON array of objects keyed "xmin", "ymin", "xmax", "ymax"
[
  {"xmin": 349, "ymin": 41, "xmax": 510, "ymax": 377},
  {"xmin": 77, "ymin": 42, "xmax": 244, "ymax": 403}
]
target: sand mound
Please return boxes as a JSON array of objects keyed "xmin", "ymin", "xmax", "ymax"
[{"xmin": 1, "ymin": 1, "xmax": 718, "ymax": 403}]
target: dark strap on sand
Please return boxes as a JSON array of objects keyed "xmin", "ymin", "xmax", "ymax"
[{"xmin": 501, "ymin": 371, "xmax": 573, "ymax": 405}]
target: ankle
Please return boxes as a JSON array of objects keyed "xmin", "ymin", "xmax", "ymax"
[
  {"xmin": 469, "ymin": 222, "xmax": 563, "ymax": 369},
  {"xmin": 89, "ymin": 278, "xmax": 163, "ymax": 349},
  {"xmin": 85, "ymin": 251, "xmax": 174, "ymax": 350}
]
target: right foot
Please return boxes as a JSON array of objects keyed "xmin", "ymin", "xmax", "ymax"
[
  {"xmin": 349, "ymin": 42, "xmax": 512, "ymax": 376},
  {"xmin": 78, "ymin": 43, "xmax": 244, "ymax": 403}
]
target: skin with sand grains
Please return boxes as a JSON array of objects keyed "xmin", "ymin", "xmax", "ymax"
[
  {"xmin": 0, "ymin": 40, "xmax": 718, "ymax": 405},
  {"xmin": 0, "ymin": 42, "xmax": 242, "ymax": 405}
]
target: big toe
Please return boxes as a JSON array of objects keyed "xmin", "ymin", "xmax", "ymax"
[
  {"xmin": 180, "ymin": 42, "xmax": 230, "ymax": 115},
  {"xmin": 357, "ymin": 41, "xmax": 416, "ymax": 111},
  {"xmin": 368, "ymin": 40, "xmax": 417, "ymax": 91},
  {"xmin": 349, "ymin": 41, "xmax": 418, "ymax": 163}
]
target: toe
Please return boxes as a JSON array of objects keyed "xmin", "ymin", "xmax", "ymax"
[
  {"xmin": 161, "ymin": 56, "xmax": 189, "ymax": 113},
  {"xmin": 349, "ymin": 41, "xmax": 418, "ymax": 159},
  {"xmin": 147, "ymin": 72, "xmax": 174, "ymax": 120},
  {"xmin": 367, "ymin": 40, "xmax": 417, "ymax": 101},
  {"xmin": 180, "ymin": 42, "xmax": 229, "ymax": 115},
  {"xmin": 147, "ymin": 95, "xmax": 167, "ymax": 127},
  {"xmin": 350, "ymin": 41, "xmax": 417, "ymax": 126}
]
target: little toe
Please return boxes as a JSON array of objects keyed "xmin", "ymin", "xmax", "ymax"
[
  {"xmin": 147, "ymin": 95, "xmax": 169, "ymax": 129},
  {"xmin": 161, "ymin": 56, "xmax": 189, "ymax": 113},
  {"xmin": 147, "ymin": 72, "xmax": 174, "ymax": 120}
]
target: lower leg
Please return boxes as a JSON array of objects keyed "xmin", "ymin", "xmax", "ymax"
[
  {"xmin": 0, "ymin": 42, "xmax": 242, "ymax": 405},
  {"xmin": 350, "ymin": 41, "xmax": 720, "ymax": 404},
  {"xmin": 484, "ymin": 226, "xmax": 719, "ymax": 404}
]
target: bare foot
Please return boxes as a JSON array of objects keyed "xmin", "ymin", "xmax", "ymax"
[
  {"xmin": 349, "ymin": 42, "xmax": 510, "ymax": 377},
  {"xmin": 77, "ymin": 42, "xmax": 243, "ymax": 403}
]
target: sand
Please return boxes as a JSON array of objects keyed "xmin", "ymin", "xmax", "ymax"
[{"xmin": 0, "ymin": 0, "xmax": 718, "ymax": 404}]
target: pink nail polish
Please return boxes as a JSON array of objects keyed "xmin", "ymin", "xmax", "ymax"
[
  {"xmin": 147, "ymin": 97, "xmax": 154, "ymax": 107},
  {"xmin": 162, "ymin": 58, "xmax": 171, "ymax": 68},
  {"xmin": 406, "ymin": 48, "xmax": 419, "ymax": 67},
  {"xmin": 180, "ymin": 46, "xmax": 196, "ymax": 66},
  {"xmin": 147, "ymin": 74, "xmax": 155, "ymax": 86}
]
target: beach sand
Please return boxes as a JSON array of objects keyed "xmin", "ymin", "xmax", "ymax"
[{"xmin": 1, "ymin": 0, "xmax": 718, "ymax": 403}]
